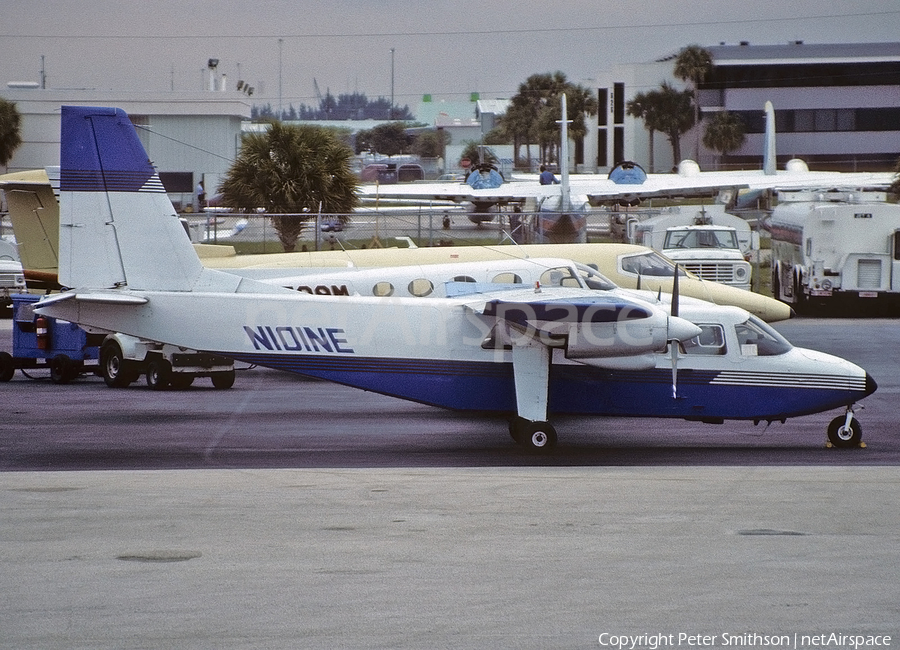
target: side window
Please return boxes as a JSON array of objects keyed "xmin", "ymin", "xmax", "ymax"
[
  {"xmin": 539, "ymin": 267, "xmax": 579, "ymax": 287},
  {"xmin": 492, "ymin": 272, "xmax": 522, "ymax": 284},
  {"xmin": 408, "ymin": 278, "xmax": 434, "ymax": 297},
  {"xmin": 372, "ymin": 281, "xmax": 394, "ymax": 297},
  {"xmin": 682, "ymin": 325, "xmax": 726, "ymax": 356},
  {"xmin": 453, "ymin": 275, "xmax": 476, "ymax": 283}
]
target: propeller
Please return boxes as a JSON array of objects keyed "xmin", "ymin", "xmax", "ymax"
[{"xmin": 670, "ymin": 264, "xmax": 681, "ymax": 399}]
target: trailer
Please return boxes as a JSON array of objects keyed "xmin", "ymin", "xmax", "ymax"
[
  {"xmin": 0, "ymin": 293, "xmax": 102, "ymax": 383},
  {"xmin": 1, "ymin": 294, "xmax": 236, "ymax": 388},
  {"xmin": 768, "ymin": 190, "xmax": 900, "ymax": 310}
]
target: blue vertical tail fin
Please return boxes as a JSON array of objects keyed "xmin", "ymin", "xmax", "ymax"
[{"xmin": 58, "ymin": 105, "xmax": 204, "ymax": 291}]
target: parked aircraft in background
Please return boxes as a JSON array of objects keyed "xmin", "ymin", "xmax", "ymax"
[
  {"xmin": 0, "ymin": 171, "xmax": 794, "ymax": 322},
  {"xmin": 359, "ymin": 100, "xmax": 893, "ymax": 241},
  {"xmin": 210, "ymin": 243, "xmax": 794, "ymax": 323},
  {"xmin": 36, "ymin": 106, "xmax": 876, "ymax": 450}
]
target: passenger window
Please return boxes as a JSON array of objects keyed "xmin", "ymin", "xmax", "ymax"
[
  {"xmin": 492, "ymin": 272, "xmax": 522, "ymax": 284},
  {"xmin": 372, "ymin": 281, "xmax": 394, "ymax": 297},
  {"xmin": 408, "ymin": 278, "xmax": 434, "ymax": 297},
  {"xmin": 682, "ymin": 325, "xmax": 726, "ymax": 356},
  {"xmin": 453, "ymin": 275, "xmax": 476, "ymax": 283}
]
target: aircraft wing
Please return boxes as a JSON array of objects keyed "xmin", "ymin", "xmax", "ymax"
[
  {"xmin": 359, "ymin": 167, "xmax": 893, "ymax": 207},
  {"xmin": 358, "ymin": 179, "xmax": 563, "ymax": 205}
]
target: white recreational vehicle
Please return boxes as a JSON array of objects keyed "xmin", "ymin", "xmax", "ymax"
[{"xmin": 769, "ymin": 190, "xmax": 900, "ymax": 310}]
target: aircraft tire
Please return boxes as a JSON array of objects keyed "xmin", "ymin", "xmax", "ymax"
[
  {"xmin": 518, "ymin": 421, "xmax": 558, "ymax": 453},
  {"xmin": 101, "ymin": 341, "xmax": 136, "ymax": 388},
  {"xmin": 508, "ymin": 416, "xmax": 527, "ymax": 443},
  {"xmin": 0, "ymin": 351, "xmax": 15, "ymax": 382},
  {"xmin": 146, "ymin": 357, "xmax": 172, "ymax": 391},
  {"xmin": 211, "ymin": 369, "xmax": 236, "ymax": 390},
  {"xmin": 827, "ymin": 416, "xmax": 862, "ymax": 449}
]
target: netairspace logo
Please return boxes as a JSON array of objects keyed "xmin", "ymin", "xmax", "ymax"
[{"xmin": 598, "ymin": 633, "xmax": 893, "ymax": 650}]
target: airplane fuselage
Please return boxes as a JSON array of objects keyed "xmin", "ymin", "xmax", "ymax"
[{"xmin": 45, "ymin": 289, "xmax": 873, "ymax": 424}]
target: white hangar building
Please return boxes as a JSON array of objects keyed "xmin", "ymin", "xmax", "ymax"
[
  {"xmin": 2, "ymin": 86, "xmax": 251, "ymax": 207},
  {"xmin": 585, "ymin": 41, "xmax": 900, "ymax": 174}
]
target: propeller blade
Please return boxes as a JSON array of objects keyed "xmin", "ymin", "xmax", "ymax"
[
  {"xmin": 636, "ymin": 272, "xmax": 642, "ymax": 291},
  {"xmin": 671, "ymin": 263, "xmax": 680, "ymax": 318},
  {"xmin": 670, "ymin": 263, "xmax": 682, "ymax": 398}
]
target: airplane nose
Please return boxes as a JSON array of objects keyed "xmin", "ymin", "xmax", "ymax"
[
  {"xmin": 865, "ymin": 373, "xmax": 878, "ymax": 396},
  {"xmin": 668, "ymin": 316, "xmax": 702, "ymax": 342}
]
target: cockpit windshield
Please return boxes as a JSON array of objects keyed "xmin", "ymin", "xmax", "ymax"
[
  {"xmin": 734, "ymin": 316, "xmax": 792, "ymax": 356},
  {"xmin": 573, "ymin": 263, "xmax": 618, "ymax": 291},
  {"xmin": 620, "ymin": 251, "xmax": 689, "ymax": 277},
  {"xmin": 536, "ymin": 263, "xmax": 618, "ymax": 291},
  {"xmin": 664, "ymin": 228, "xmax": 740, "ymax": 250}
]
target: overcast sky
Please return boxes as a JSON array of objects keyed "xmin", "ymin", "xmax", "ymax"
[{"xmin": 2, "ymin": 0, "xmax": 898, "ymax": 111}]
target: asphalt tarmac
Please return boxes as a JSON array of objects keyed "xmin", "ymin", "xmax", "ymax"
[{"xmin": 1, "ymin": 316, "xmax": 898, "ymax": 648}]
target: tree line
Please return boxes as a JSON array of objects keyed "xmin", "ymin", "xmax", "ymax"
[{"xmin": 253, "ymin": 92, "xmax": 413, "ymax": 122}]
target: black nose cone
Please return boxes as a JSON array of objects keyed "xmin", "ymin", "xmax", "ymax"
[{"xmin": 865, "ymin": 373, "xmax": 878, "ymax": 397}]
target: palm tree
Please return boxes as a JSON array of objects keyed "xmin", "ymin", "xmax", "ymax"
[
  {"xmin": 674, "ymin": 45, "xmax": 713, "ymax": 162},
  {"xmin": 629, "ymin": 82, "xmax": 694, "ymax": 168},
  {"xmin": 503, "ymin": 72, "xmax": 598, "ymax": 169},
  {"xmin": 627, "ymin": 91, "xmax": 665, "ymax": 171},
  {"xmin": 218, "ymin": 121, "xmax": 358, "ymax": 252},
  {"xmin": 703, "ymin": 111, "xmax": 746, "ymax": 170},
  {"xmin": 0, "ymin": 98, "xmax": 23, "ymax": 171}
]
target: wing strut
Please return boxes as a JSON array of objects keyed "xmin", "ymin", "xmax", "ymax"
[{"xmin": 508, "ymin": 327, "xmax": 557, "ymax": 452}]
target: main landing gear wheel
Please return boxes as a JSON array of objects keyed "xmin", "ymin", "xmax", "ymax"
[
  {"xmin": 510, "ymin": 418, "xmax": 558, "ymax": 453},
  {"xmin": 827, "ymin": 416, "xmax": 862, "ymax": 449}
]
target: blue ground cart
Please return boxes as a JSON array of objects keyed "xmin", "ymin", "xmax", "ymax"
[{"xmin": 0, "ymin": 294, "xmax": 101, "ymax": 383}]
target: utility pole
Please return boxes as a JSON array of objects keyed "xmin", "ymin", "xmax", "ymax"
[
  {"xmin": 390, "ymin": 48, "xmax": 395, "ymax": 120},
  {"xmin": 278, "ymin": 38, "xmax": 283, "ymax": 120}
]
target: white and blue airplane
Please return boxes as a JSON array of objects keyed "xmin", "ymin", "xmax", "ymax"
[{"xmin": 37, "ymin": 105, "xmax": 877, "ymax": 451}]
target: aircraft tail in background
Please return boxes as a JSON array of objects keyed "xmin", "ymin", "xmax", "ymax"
[{"xmin": 763, "ymin": 100, "xmax": 777, "ymax": 176}]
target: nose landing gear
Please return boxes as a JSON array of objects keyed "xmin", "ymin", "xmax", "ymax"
[{"xmin": 826, "ymin": 406, "xmax": 864, "ymax": 449}]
